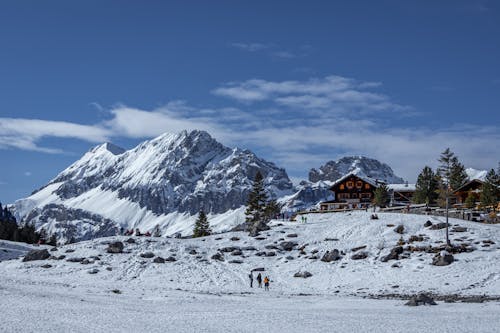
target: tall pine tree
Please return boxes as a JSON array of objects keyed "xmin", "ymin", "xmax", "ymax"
[
  {"xmin": 413, "ymin": 166, "xmax": 439, "ymax": 205},
  {"xmin": 193, "ymin": 211, "xmax": 211, "ymax": 238},
  {"xmin": 245, "ymin": 171, "xmax": 268, "ymax": 224},
  {"xmin": 481, "ymin": 169, "xmax": 499, "ymax": 210}
]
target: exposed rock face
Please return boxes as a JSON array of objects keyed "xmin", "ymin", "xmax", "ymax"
[
  {"xmin": 381, "ymin": 246, "xmax": 404, "ymax": 262},
  {"xmin": 294, "ymin": 271, "xmax": 313, "ymax": 278},
  {"xmin": 405, "ymin": 294, "xmax": 437, "ymax": 306},
  {"xmin": 14, "ymin": 130, "xmax": 293, "ymax": 241},
  {"xmin": 309, "ymin": 156, "xmax": 404, "ymax": 183},
  {"xmin": 22, "ymin": 249, "xmax": 50, "ymax": 262}
]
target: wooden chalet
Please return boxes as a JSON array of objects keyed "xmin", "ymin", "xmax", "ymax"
[
  {"xmin": 387, "ymin": 183, "xmax": 416, "ymax": 205},
  {"xmin": 453, "ymin": 179, "xmax": 484, "ymax": 206},
  {"xmin": 320, "ymin": 173, "xmax": 379, "ymax": 211}
]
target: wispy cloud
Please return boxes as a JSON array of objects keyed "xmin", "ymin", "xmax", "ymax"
[
  {"xmin": 1, "ymin": 74, "xmax": 499, "ymax": 182},
  {"xmin": 24, "ymin": 171, "xmax": 32, "ymax": 177},
  {"xmin": 212, "ymin": 75, "xmax": 408, "ymax": 113},
  {"xmin": 230, "ymin": 42, "xmax": 310, "ymax": 60},
  {"xmin": 230, "ymin": 42, "xmax": 271, "ymax": 52}
]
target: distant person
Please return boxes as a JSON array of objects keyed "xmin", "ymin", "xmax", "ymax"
[
  {"xmin": 257, "ymin": 273, "xmax": 262, "ymax": 288},
  {"xmin": 249, "ymin": 271, "xmax": 254, "ymax": 288},
  {"xmin": 264, "ymin": 276, "xmax": 270, "ymax": 291}
]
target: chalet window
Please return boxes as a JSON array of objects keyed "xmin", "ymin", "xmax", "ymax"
[
  {"xmin": 340, "ymin": 184, "xmax": 345, "ymax": 190},
  {"xmin": 364, "ymin": 184, "xmax": 370, "ymax": 189},
  {"xmin": 338, "ymin": 193, "xmax": 349, "ymax": 199},
  {"xmin": 346, "ymin": 181, "xmax": 354, "ymax": 189},
  {"xmin": 351, "ymin": 193, "xmax": 357, "ymax": 198},
  {"xmin": 360, "ymin": 193, "xmax": 371, "ymax": 198},
  {"xmin": 356, "ymin": 181, "xmax": 363, "ymax": 188}
]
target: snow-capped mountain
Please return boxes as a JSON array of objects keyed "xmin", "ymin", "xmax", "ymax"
[
  {"xmin": 309, "ymin": 156, "xmax": 404, "ymax": 184},
  {"xmin": 465, "ymin": 168, "xmax": 487, "ymax": 181},
  {"xmin": 13, "ymin": 130, "xmax": 294, "ymax": 241},
  {"xmin": 283, "ymin": 156, "xmax": 405, "ymax": 211}
]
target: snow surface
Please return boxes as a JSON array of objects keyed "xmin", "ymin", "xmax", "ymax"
[
  {"xmin": 0, "ymin": 211, "xmax": 499, "ymax": 332},
  {"xmin": 466, "ymin": 167, "xmax": 488, "ymax": 181}
]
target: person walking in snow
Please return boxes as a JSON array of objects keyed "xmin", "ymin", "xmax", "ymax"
[
  {"xmin": 264, "ymin": 276, "xmax": 270, "ymax": 291},
  {"xmin": 257, "ymin": 273, "xmax": 262, "ymax": 288},
  {"xmin": 249, "ymin": 271, "xmax": 254, "ymax": 288}
]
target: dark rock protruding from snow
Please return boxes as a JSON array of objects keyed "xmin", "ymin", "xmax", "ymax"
[
  {"xmin": 153, "ymin": 257, "xmax": 165, "ymax": 263},
  {"xmin": 430, "ymin": 223, "xmax": 447, "ymax": 230},
  {"xmin": 394, "ymin": 225, "xmax": 405, "ymax": 234},
  {"xmin": 294, "ymin": 271, "xmax": 313, "ymax": 278},
  {"xmin": 23, "ymin": 249, "xmax": 50, "ymax": 262},
  {"xmin": 279, "ymin": 241, "xmax": 298, "ymax": 251},
  {"xmin": 107, "ymin": 242, "xmax": 124, "ymax": 254},
  {"xmin": 432, "ymin": 253, "xmax": 454, "ymax": 266},
  {"xmin": 211, "ymin": 253, "xmax": 224, "ymax": 261},
  {"xmin": 140, "ymin": 252, "xmax": 155, "ymax": 258},
  {"xmin": 424, "ymin": 221, "xmax": 433, "ymax": 227},
  {"xmin": 351, "ymin": 251, "xmax": 369, "ymax": 260},
  {"xmin": 321, "ymin": 249, "xmax": 342, "ymax": 262},
  {"xmin": 405, "ymin": 294, "xmax": 437, "ymax": 306},
  {"xmin": 381, "ymin": 246, "xmax": 403, "ymax": 262}
]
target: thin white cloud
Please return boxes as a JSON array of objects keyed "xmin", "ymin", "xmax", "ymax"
[
  {"xmin": 24, "ymin": 171, "xmax": 32, "ymax": 177},
  {"xmin": 230, "ymin": 42, "xmax": 271, "ymax": 52},
  {"xmin": 1, "ymin": 74, "xmax": 498, "ymax": 184}
]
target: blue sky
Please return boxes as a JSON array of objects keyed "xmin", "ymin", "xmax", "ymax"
[{"xmin": 1, "ymin": 0, "xmax": 499, "ymax": 203}]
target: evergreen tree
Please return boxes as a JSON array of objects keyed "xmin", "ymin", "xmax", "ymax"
[
  {"xmin": 481, "ymin": 169, "xmax": 498, "ymax": 210},
  {"xmin": 373, "ymin": 184, "xmax": 390, "ymax": 208},
  {"xmin": 413, "ymin": 166, "xmax": 439, "ymax": 205},
  {"xmin": 193, "ymin": 211, "xmax": 211, "ymax": 238},
  {"xmin": 263, "ymin": 199, "xmax": 282, "ymax": 222},
  {"xmin": 245, "ymin": 171, "xmax": 268, "ymax": 224},
  {"xmin": 449, "ymin": 157, "xmax": 468, "ymax": 191},
  {"xmin": 464, "ymin": 191, "xmax": 476, "ymax": 209},
  {"xmin": 485, "ymin": 168, "xmax": 500, "ymax": 198}
]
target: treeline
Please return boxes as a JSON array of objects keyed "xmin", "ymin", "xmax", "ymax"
[
  {"xmin": 0, "ymin": 202, "xmax": 57, "ymax": 245},
  {"xmin": 412, "ymin": 148, "xmax": 500, "ymax": 208}
]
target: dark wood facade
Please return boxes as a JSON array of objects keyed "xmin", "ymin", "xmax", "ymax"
[
  {"xmin": 454, "ymin": 179, "xmax": 483, "ymax": 205},
  {"xmin": 320, "ymin": 174, "xmax": 377, "ymax": 211}
]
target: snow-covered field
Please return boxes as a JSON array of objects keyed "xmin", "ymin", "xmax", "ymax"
[{"xmin": 1, "ymin": 211, "xmax": 499, "ymax": 332}]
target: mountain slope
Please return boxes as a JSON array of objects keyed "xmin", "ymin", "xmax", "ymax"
[{"xmin": 13, "ymin": 130, "xmax": 294, "ymax": 241}]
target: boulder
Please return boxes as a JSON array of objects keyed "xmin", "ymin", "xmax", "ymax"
[
  {"xmin": 188, "ymin": 249, "xmax": 197, "ymax": 255},
  {"xmin": 287, "ymin": 234, "xmax": 298, "ymax": 238},
  {"xmin": 220, "ymin": 246, "xmax": 240, "ymax": 253},
  {"xmin": 229, "ymin": 260, "xmax": 243, "ymax": 264},
  {"xmin": 153, "ymin": 257, "xmax": 165, "ymax": 263},
  {"xmin": 106, "ymin": 241, "xmax": 124, "ymax": 254},
  {"xmin": 265, "ymin": 251, "xmax": 276, "ymax": 257},
  {"xmin": 351, "ymin": 251, "xmax": 368, "ymax": 260},
  {"xmin": 140, "ymin": 252, "xmax": 155, "ymax": 258},
  {"xmin": 50, "ymin": 247, "xmax": 58, "ymax": 252},
  {"xmin": 230, "ymin": 237, "xmax": 240, "ymax": 241},
  {"xmin": 381, "ymin": 246, "xmax": 403, "ymax": 262},
  {"xmin": 125, "ymin": 238, "xmax": 136, "ymax": 244},
  {"xmin": 405, "ymin": 294, "xmax": 437, "ymax": 306},
  {"xmin": 231, "ymin": 249, "xmax": 243, "ymax": 256},
  {"xmin": 351, "ymin": 245, "xmax": 367, "ymax": 252},
  {"xmin": 211, "ymin": 253, "xmax": 225, "ymax": 261},
  {"xmin": 65, "ymin": 249, "xmax": 75, "ymax": 253},
  {"xmin": 255, "ymin": 251, "xmax": 266, "ymax": 257},
  {"xmin": 242, "ymin": 246, "xmax": 257, "ymax": 251},
  {"xmin": 394, "ymin": 225, "xmax": 405, "ymax": 234},
  {"xmin": 424, "ymin": 220, "xmax": 433, "ymax": 227},
  {"xmin": 294, "ymin": 271, "xmax": 313, "ymax": 278},
  {"xmin": 41, "ymin": 264, "xmax": 52, "ymax": 268},
  {"xmin": 321, "ymin": 249, "xmax": 342, "ymax": 262},
  {"xmin": 23, "ymin": 249, "xmax": 50, "ymax": 262},
  {"xmin": 279, "ymin": 241, "xmax": 298, "ymax": 251},
  {"xmin": 66, "ymin": 257, "xmax": 85, "ymax": 263},
  {"xmin": 430, "ymin": 223, "xmax": 447, "ymax": 230},
  {"xmin": 432, "ymin": 253, "xmax": 454, "ymax": 266},
  {"xmin": 252, "ymin": 267, "xmax": 265, "ymax": 271},
  {"xmin": 80, "ymin": 258, "xmax": 92, "ymax": 265},
  {"xmin": 165, "ymin": 256, "xmax": 177, "ymax": 262}
]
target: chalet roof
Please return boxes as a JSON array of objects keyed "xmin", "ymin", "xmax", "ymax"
[
  {"xmin": 387, "ymin": 183, "xmax": 416, "ymax": 192},
  {"xmin": 329, "ymin": 172, "xmax": 380, "ymax": 189},
  {"xmin": 453, "ymin": 179, "xmax": 484, "ymax": 193}
]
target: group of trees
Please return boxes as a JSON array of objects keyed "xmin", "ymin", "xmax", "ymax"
[
  {"xmin": 412, "ymin": 149, "xmax": 499, "ymax": 210},
  {"xmin": 0, "ymin": 202, "xmax": 57, "ymax": 245},
  {"xmin": 192, "ymin": 171, "xmax": 282, "ymax": 238}
]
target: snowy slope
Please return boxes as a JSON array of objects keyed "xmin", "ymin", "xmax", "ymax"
[
  {"xmin": 2, "ymin": 211, "xmax": 498, "ymax": 298},
  {"xmin": 12, "ymin": 130, "xmax": 293, "ymax": 241},
  {"xmin": 466, "ymin": 167, "xmax": 488, "ymax": 181}
]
